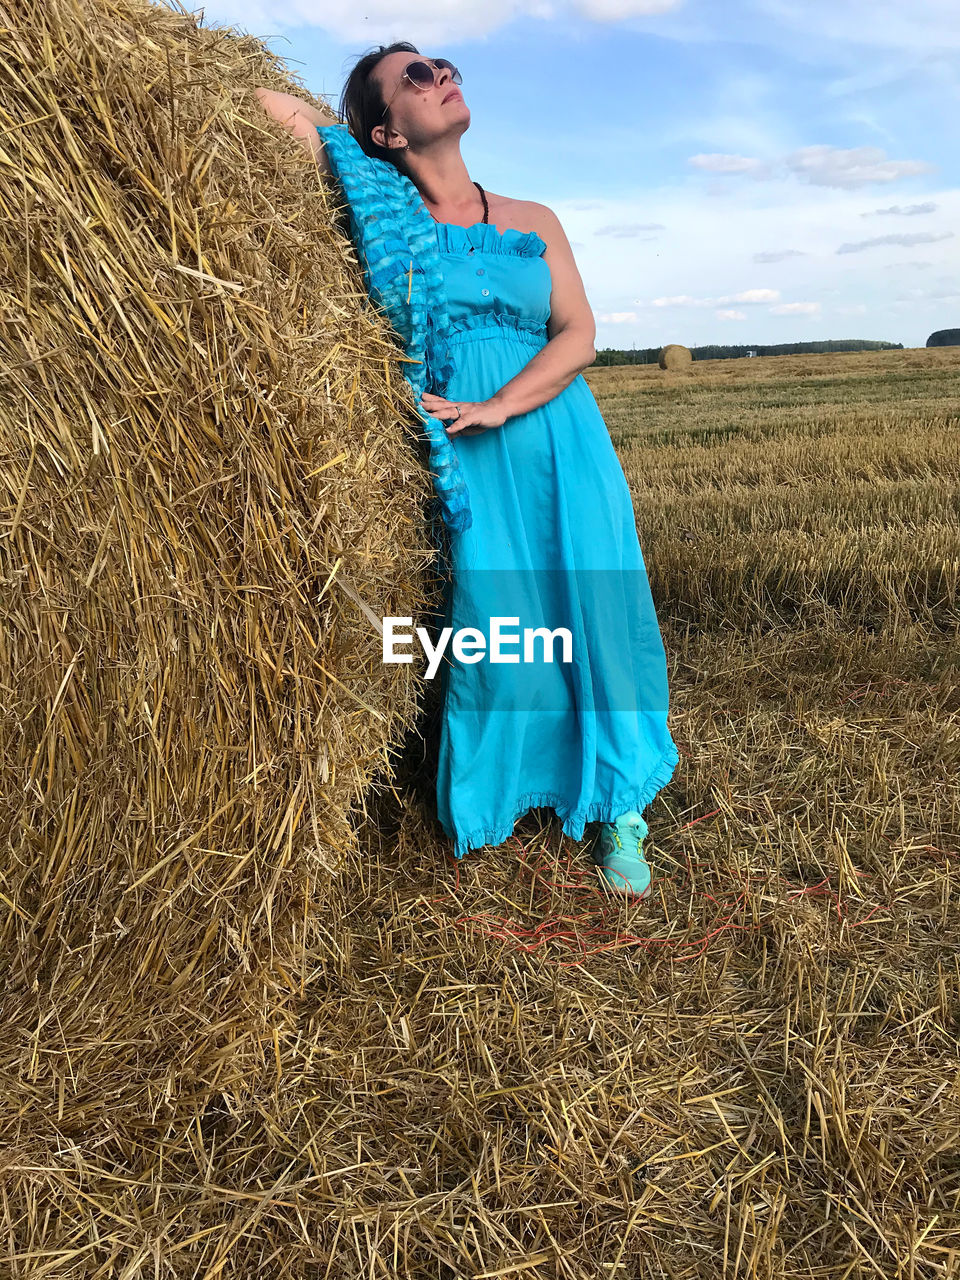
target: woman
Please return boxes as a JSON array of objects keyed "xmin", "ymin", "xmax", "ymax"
[{"xmin": 255, "ymin": 43, "xmax": 679, "ymax": 898}]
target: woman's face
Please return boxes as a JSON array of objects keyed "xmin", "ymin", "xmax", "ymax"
[{"xmin": 372, "ymin": 53, "xmax": 467, "ymax": 151}]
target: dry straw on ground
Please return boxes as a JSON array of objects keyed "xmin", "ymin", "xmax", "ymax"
[
  {"xmin": 659, "ymin": 342, "xmax": 693, "ymax": 370},
  {"xmin": 3, "ymin": 0, "xmax": 960, "ymax": 1275}
]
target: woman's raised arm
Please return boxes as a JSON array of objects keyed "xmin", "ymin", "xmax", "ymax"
[{"xmin": 252, "ymin": 88, "xmax": 339, "ymax": 174}]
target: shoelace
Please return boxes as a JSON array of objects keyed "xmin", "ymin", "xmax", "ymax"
[{"xmin": 607, "ymin": 816, "xmax": 645, "ymax": 855}]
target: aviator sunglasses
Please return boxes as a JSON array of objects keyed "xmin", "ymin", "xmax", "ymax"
[{"xmin": 380, "ymin": 58, "xmax": 463, "ymax": 120}]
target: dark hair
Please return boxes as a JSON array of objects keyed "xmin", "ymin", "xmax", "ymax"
[{"xmin": 338, "ymin": 42, "xmax": 420, "ymax": 169}]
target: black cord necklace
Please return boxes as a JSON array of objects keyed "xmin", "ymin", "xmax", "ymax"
[
  {"xmin": 430, "ymin": 181, "xmax": 489, "ymax": 224},
  {"xmin": 474, "ymin": 181, "xmax": 489, "ymax": 224}
]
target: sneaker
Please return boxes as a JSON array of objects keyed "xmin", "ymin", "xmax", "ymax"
[{"xmin": 593, "ymin": 810, "xmax": 652, "ymax": 899}]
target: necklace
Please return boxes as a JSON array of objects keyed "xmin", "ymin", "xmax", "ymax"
[
  {"xmin": 429, "ymin": 181, "xmax": 489, "ymax": 225},
  {"xmin": 474, "ymin": 182, "xmax": 489, "ymax": 224}
]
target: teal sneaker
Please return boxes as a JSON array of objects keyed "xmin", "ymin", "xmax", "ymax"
[{"xmin": 593, "ymin": 810, "xmax": 652, "ymax": 899}]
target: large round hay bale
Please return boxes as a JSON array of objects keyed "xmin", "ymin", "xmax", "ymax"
[
  {"xmin": 0, "ymin": 0, "xmax": 441, "ymax": 1264},
  {"xmin": 658, "ymin": 343, "xmax": 693, "ymax": 370}
]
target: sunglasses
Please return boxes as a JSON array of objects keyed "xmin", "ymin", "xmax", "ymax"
[{"xmin": 380, "ymin": 58, "xmax": 462, "ymax": 121}]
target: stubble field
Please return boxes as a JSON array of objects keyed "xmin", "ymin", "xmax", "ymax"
[
  {"xmin": 44, "ymin": 346, "xmax": 954, "ymax": 1278},
  {"xmin": 351, "ymin": 345, "xmax": 960, "ymax": 1278}
]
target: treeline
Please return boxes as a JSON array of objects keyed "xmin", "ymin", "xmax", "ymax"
[{"xmin": 593, "ymin": 339, "xmax": 903, "ymax": 366}]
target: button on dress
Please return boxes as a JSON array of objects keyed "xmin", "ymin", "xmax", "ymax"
[{"xmin": 431, "ymin": 220, "xmax": 679, "ymax": 858}]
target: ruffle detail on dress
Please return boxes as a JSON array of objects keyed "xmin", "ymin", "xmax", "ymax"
[
  {"xmin": 316, "ymin": 124, "xmax": 471, "ymax": 534},
  {"xmin": 447, "ymin": 310, "xmax": 548, "ymax": 348},
  {"xmin": 445, "ymin": 740, "xmax": 680, "ymax": 859},
  {"xmin": 433, "ymin": 220, "xmax": 547, "ymax": 259}
]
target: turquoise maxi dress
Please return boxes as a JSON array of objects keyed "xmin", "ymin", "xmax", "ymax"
[
  {"xmin": 316, "ymin": 125, "xmax": 679, "ymax": 861},
  {"xmin": 431, "ymin": 221, "xmax": 679, "ymax": 858}
]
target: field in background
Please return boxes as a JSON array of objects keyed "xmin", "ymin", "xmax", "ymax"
[{"xmin": 349, "ymin": 346, "xmax": 960, "ymax": 1278}]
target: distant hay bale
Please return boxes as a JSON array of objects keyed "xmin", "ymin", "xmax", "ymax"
[
  {"xmin": 659, "ymin": 344, "xmax": 692, "ymax": 370},
  {"xmin": 1, "ymin": 0, "xmax": 441, "ymax": 1261}
]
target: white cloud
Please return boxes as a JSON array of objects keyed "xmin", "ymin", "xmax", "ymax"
[
  {"xmin": 716, "ymin": 309, "xmax": 747, "ymax": 320},
  {"xmin": 688, "ymin": 153, "xmax": 769, "ymax": 175},
  {"xmin": 689, "ymin": 146, "xmax": 935, "ymax": 191},
  {"xmin": 862, "ymin": 202, "xmax": 939, "ymax": 216},
  {"xmin": 895, "ymin": 286, "xmax": 960, "ymax": 301},
  {"xmin": 785, "ymin": 145, "xmax": 935, "ymax": 188},
  {"xmin": 575, "ymin": 184, "xmax": 960, "ymax": 347},
  {"xmin": 595, "ymin": 311, "xmax": 641, "ymax": 323},
  {"xmin": 651, "ymin": 294, "xmax": 703, "ymax": 307},
  {"xmin": 594, "ymin": 222, "xmax": 666, "ymax": 237},
  {"xmin": 649, "ymin": 289, "xmax": 781, "ymax": 307},
  {"xmin": 754, "ymin": 249, "xmax": 807, "ymax": 263},
  {"xmin": 751, "ymin": 0, "xmax": 960, "ymax": 54},
  {"xmin": 569, "ymin": 0, "xmax": 681, "ymax": 18},
  {"xmin": 735, "ymin": 288, "xmax": 781, "ymax": 303},
  {"xmin": 201, "ymin": 0, "xmax": 681, "ymax": 40},
  {"xmin": 837, "ymin": 231, "xmax": 955, "ymax": 254},
  {"xmin": 770, "ymin": 302, "xmax": 821, "ymax": 315}
]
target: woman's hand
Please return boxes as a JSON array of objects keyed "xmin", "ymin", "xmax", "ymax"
[{"xmin": 419, "ymin": 393, "xmax": 507, "ymax": 438}]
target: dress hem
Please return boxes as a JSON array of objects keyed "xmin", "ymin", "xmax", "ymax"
[{"xmin": 443, "ymin": 740, "xmax": 681, "ymax": 860}]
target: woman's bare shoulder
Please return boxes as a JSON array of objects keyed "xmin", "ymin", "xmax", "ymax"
[{"xmin": 485, "ymin": 194, "xmax": 562, "ymax": 242}]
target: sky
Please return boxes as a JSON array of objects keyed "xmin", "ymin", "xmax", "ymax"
[{"xmin": 193, "ymin": 0, "xmax": 958, "ymax": 349}]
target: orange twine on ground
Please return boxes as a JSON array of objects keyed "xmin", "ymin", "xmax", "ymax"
[{"xmin": 427, "ymin": 808, "xmax": 934, "ymax": 966}]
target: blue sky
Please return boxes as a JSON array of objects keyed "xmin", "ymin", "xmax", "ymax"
[{"xmin": 200, "ymin": 0, "xmax": 958, "ymax": 348}]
